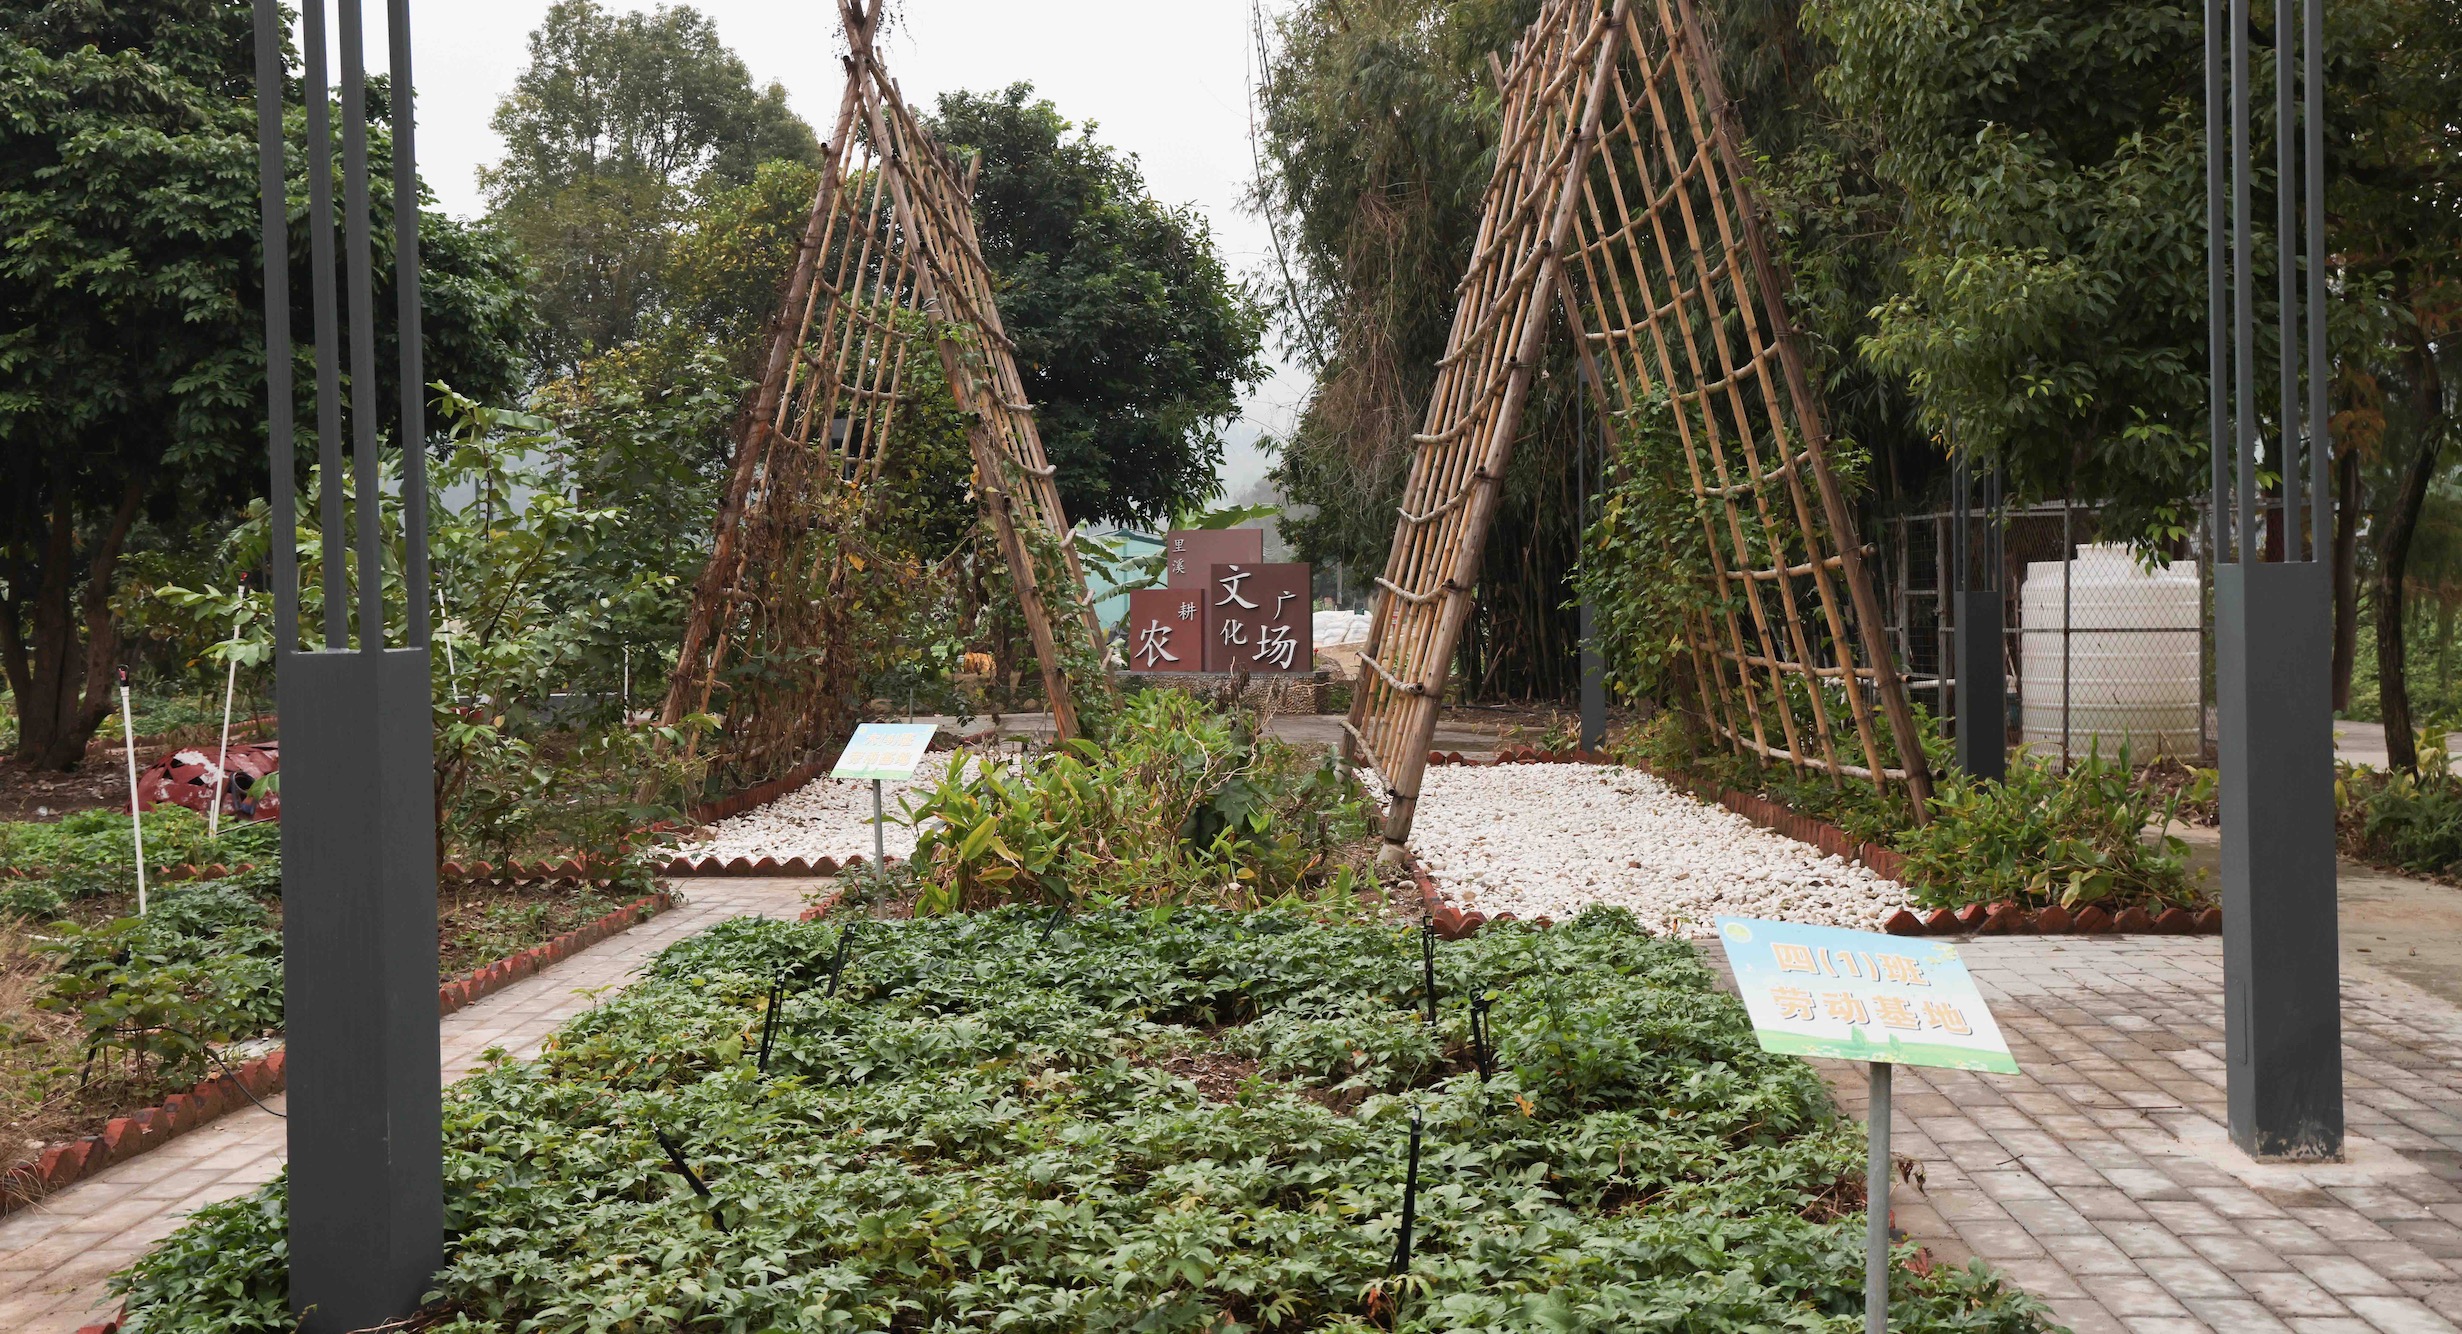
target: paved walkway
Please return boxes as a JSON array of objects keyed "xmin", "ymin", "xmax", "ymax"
[
  {"xmin": 0, "ymin": 878, "xmax": 818, "ymax": 1333},
  {"xmin": 1815, "ymin": 938, "xmax": 2462, "ymax": 1334}
]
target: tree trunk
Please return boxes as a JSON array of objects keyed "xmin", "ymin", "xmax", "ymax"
[
  {"xmin": 6, "ymin": 482, "xmax": 143, "ymax": 770},
  {"xmin": 2376, "ymin": 320, "xmax": 2452, "ymax": 776},
  {"xmin": 2331, "ymin": 445, "xmax": 2361, "ymax": 712}
]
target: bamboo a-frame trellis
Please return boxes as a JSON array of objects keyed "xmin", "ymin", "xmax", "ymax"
[
  {"xmin": 1345, "ymin": 0, "xmax": 1934, "ymax": 848},
  {"xmin": 659, "ymin": 0, "xmax": 1103, "ymax": 775}
]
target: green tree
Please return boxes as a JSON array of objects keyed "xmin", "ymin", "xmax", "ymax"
[
  {"xmin": 0, "ymin": 0, "xmax": 532, "ymax": 769},
  {"xmin": 483, "ymin": 0, "xmax": 821, "ymax": 373},
  {"xmin": 928, "ymin": 85, "xmax": 1266, "ymax": 527}
]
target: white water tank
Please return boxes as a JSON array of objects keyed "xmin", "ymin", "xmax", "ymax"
[{"xmin": 2019, "ymin": 543, "xmax": 2202, "ymax": 759}]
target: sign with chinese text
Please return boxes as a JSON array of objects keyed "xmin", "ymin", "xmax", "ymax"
[
  {"xmin": 1714, "ymin": 917, "xmax": 2018, "ymax": 1074},
  {"xmin": 1204, "ymin": 562, "xmax": 1313, "ymax": 673},
  {"xmin": 1162, "ymin": 528, "xmax": 1263, "ymax": 589},
  {"xmin": 830, "ymin": 723, "xmax": 938, "ymax": 781},
  {"xmin": 1124, "ymin": 588, "xmax": 1202, "ymax": 672}
]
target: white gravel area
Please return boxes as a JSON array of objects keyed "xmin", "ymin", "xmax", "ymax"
[
  {"xmin": 1397, "ymin": 763, "xmax": 1910, "ymax": 932},
  {"xmin": 672, "ymin": 754, "xmax": 960, "ymax": 863}
]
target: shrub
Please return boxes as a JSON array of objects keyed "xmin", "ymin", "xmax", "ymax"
[
  {"xmin": 1891, "ymin": 745, "xmax": 2197, "ymax": 912},
  {"xmin": 39, "ymin": 882, "xmax": 285, "ymax": 1087},
  {"xmin": 115, "ymin": 907, "xmax": 2055, "ymax": 1333}
]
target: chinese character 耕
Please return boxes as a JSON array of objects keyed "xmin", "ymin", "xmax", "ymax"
[{"xmin": 1177, "ymin": 600, "xmax": 1197, "ymax": 621}]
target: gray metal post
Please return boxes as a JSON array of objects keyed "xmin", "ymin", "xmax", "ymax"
[
  {"xmin": 2209, "ymin": 0, "xmax": 2342, "ymax": 1160},
  {"xmin": 1952, "ymin": 459, "xmax": 2006, "ymax": 782},
  {"xmin": 1866, "ymin": 1060, "xmax": 1891, "ymax": 1334},
  {"xmin": 1577, "ymin": 379, "xmax": 1606, "ymax": 751},
  {"xmin": 254, "ymin": 0, "xmax": 443, "ymax": 1326},
  {"xmin": 872, "ymin": 777, "xmax": 888, "ymax": 888}
]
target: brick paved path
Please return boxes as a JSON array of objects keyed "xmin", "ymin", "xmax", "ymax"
[
  {"xmin": 1816, "ymin": 937, "xmax": 2462, "ymax": 1334},
  {"xmin": 0, "ymin": 878, "xmax": 818, "ymax": 1333}
]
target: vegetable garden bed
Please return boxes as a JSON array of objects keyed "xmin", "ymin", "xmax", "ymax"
[{"xmin": 114, "ymin": 904, "xmax": 2052, "ymax": 1333}]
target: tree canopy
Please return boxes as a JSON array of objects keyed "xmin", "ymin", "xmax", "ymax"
[
  {"xmin": 0, "ymin": 0, "xmax": 533, "ymax": 766},
  {"xmin": 483, "ymin": 0, "xmax": 821, "ymax": 373}
]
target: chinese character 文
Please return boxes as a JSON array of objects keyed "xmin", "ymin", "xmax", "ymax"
[
  {"xmin": 1878, "ymin": 954, "xmax": 1932, "ymax": 986},
  {"xmin": 1771, "ymin": 986, "xmax": 1819, "ymax": 1022},
  {"xmin": 1215, "ymin": 565, "xmax": 1258, "ymax": 609},
  {"xmin": 1773, "ymin": 943, "xmax": 1818, "ymax": 974},
  {"xmin": 1872, "ymin": 996, "xmax": 1922, "ymax": 1030},
  {"xmin": 1253, "ymin": 623, "xmax": 1298, "ymax": 670},
  {"xmin": 1823, "ymin": 993, "xmax": 1870, "ymax": 1025},
  {"xmin": 1921, "ymin": 1001, "xmax": 1972, "ymax": 1035},
  {"xmin": 1134, "ymin": 620, "xmax": 1179, "ymax": 668}
]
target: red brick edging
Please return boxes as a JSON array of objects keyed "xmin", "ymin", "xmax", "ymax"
[
  {"xmin": 1422, "ymin": 749, "xmax": 2219, "ymax": 939},
  {"xmin": 1, "ymin": 891, "xmax": 673, "ymax": 1220}
]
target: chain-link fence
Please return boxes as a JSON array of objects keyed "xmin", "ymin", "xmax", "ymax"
[{"xmin": 1879, "ymin": 500, "xmax": 2214, "ymax": 766}]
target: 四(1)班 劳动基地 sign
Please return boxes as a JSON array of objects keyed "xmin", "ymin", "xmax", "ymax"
[
  {"xmin": 830, "ymin": 723, "xmax": 939, "ymax": 782},
  {"xmin": 1714, "ymin": 917, "xmax": 2018, "ymax": 1074},
  {"xmin": 1203, "ymin": 563, "xmax": 1312, "ymax": 674},
  {"xmin": 1124, "ymin": 588, "xmax": 1202, "ymax": 672}
]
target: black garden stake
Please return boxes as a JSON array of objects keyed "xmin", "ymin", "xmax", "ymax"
[
  {"xmin": 1390, "ymin": 1108, "xmax": 1424, "ymax": 1276},
  {"xmin": 1038, "ymin": 901, "xmax": 1070, "ymax": 945},
  {"xmin": 654, "ymin": 1128, "xmax": 728, "ymax": 1233},
  {"xmin": 756, "ymin": 973, "xmax": 786, "ymax": 1073},
  {"xmin": 826, "ymin": 921, "xmax": 856, "ymax": 999},
  {"xmin": 1419, "ymin": 921, "xmax": 1438, "ymax": 1024},
  {"xmin": 1469, "ymin": 991, "xmax": 1494, "ymax": 1080}
]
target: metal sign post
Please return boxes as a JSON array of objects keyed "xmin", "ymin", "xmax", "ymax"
[
  {"xmin": 1950, "ymin": 458, "xmax": 2006, "ymax": 782},
  {"xmin": 1715, "ymin": 918, "xmax": 2019, "ymax": 1334},
  {"xmin": 252, "ymin": 0, "xmax": 443, "ymax": 1326},
  {"xmin": 2206, "ymin": 0, "xmax": 2342, "ymax": 1160}
]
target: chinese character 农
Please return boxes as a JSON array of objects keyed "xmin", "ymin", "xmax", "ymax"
[
  {"xmin": 1215, "ymin": 565, "xmax": 1258, "ymax": 609},
  {"xmin": 1823, "ymin": 993, "xmax": 1870, "ymax": 1025},
  {"xmin": 1920, "ymin": 1001, "xmax": 1971, "ymax": 1035},
  {"xmin": 1872, "ymin": 996, "xmax": 1922, "ymax": 1030},
  {"xmin": 1219, "ymin": 619, "xmax": 1248, "ymax": 646},
  {"xmin": 1772, "ymin": 986, "xmax": 1819, "ymax": 1022},
  {"xmin": 1253, "ymin": 623, "xmax": 1298, "ymax": 670},
  {"xmin": 1177, "ymin": 600, "xmax": 1197, "ymax": 621},
  {"xmin": 1878, "ymin": 955, "xmax": 1931, "ymax": 986},
  {"xmin": 1134, "ymin": 620, "xmax": 1178, "ymax": 668},
  {"xmin": 1773, "ymin": 943, "xmax": 1818, "ymax": 974}
]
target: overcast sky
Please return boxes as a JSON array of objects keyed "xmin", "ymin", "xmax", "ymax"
[{"xmin": 373, "ymin": 0, "xmax": 1306, "ymax": 502}]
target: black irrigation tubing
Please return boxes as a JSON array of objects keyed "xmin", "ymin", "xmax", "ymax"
[
  {"xmin": 653, "ymin": 1127, "xmax": 728, "ymax": 1233},
  {"xmin": 1037, "ymin": 900, "xmax": 1069, "ymax": 945},
  {"xmin": 96, "ymin": 1024, "xmax": 289, "ymax": 1119},
  {"xmin": 1419, "ymin": 920, "xmax": 1439, "ymax": 1025},
  {"xmin": 1469, "ymin": 991, "xmax": 1494, "ymax": 1081},
  {"xmin": 1390, "ymin": 1107, "xmax": 1425, "ymax": 1277}
]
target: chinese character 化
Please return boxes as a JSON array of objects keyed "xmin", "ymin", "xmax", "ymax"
[
  {"xmin": 1772, "ymin": 986, "xmax": 1819, "ymax": 1021},
  {"xmin": 1253, "ymin": 623, "xmax": 1298, "ymax": 670},
  {"xmin": 1872, "ymin": 996, "xmax": 1922, "ymax": 1030},
  {"xmin": 1134, "ymin": 620, "xmax": 1178, "ymax": 668},
  {"xmin": 1216, "ymin": 565, "xmax": 1258, "ymax": 609},
  {"xmin": 1823, "ymin": 993, "xmax": 1869, "ymax": 1025},
  {"xmin": 1219, "ymin": 619, "xmax": 1248, "ymax": 646}
]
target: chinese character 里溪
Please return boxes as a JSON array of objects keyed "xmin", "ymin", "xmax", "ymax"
[
  {"xmin": 1823, "ymin": 993, "xmax": 1869, "ymax": 1025},
  {"xmin": 1215, "ymin": 565, "xmax": 1258, "ymax": 609},
  {"xmin": 1772, "ymin": 986, "xmax": 1818, "ymax": 1021},
  {"xmin": 1253, "ymin": 623, "xmax": 1298, "ymax": 670},
  {"xmin": 1921, "ymin": 1001, "xmax": 1971, "ymax": 1035},
  {"xmin": 1871, "ymin": 996, "xmax": 1922, "ymax": 1030},
  {"xmin": 1773, "ymin": 942, "xmax": 1818, "ymax": 974},
  {"xmin": 1878, "ymin": 954, "xmax": 1931, "ymax": 987},
  {"xmin": 1134, "ymin": 620, "xmax": 1178, "ymax": 668}
]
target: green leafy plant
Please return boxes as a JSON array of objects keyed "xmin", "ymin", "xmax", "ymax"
[
  {"xmin": 1891, "ymin": 744, "xmax": 2197, "ymax": 912},
  {"xmin": 39, "ymin": 882, "xmax": 284, "ymax": 1088},
  {"xmin": 114, "ymin": 907, "xmax": 2056, "ymax": 1333}
]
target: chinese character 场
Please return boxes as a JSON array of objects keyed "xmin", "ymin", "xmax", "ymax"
[
  {"xmin": 1878, "ymin": 954, "xmax": 1931, "ymax": 986},
  {"xmin": 1871, "ymin": 996, "xmax": 1923, "ymax": 1030},
  {"xmin": 1133, "ymin": 620, "xmax": 1179, "ymax": 668},
  {"xmin": 1773, "ymin": 942, "xmax": 1818, "ymax": 974},
  {"xmin": 1215, "ymin": 565, "xmax": 1258, "ymax": 609},
  {"xmin": 1771, "ymin": 986, "xmax": 1819, "ymax": 1022},
  {"xmin": 1921, "ymin": 1001, "xmax": 1972, "ymax": 1035},
  {"xmin": 1253, "ymin": 622, "xmax": 1298, "ymax": 670},
  {"xmin": 1823, "ymin": 993, "xmax": 1870, "ymax": 1025}
]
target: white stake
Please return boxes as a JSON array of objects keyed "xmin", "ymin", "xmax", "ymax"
[
  {"xmin": 209, "ymin": 578, "xmax": 245, "ymax": 839},
  {"xmin": 439, "ymin": 590, "xmax": 458, "ymax": 702},
  {"xmin": 119, "ymin": 667, "xmax": 147, "ymax": 915}
]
